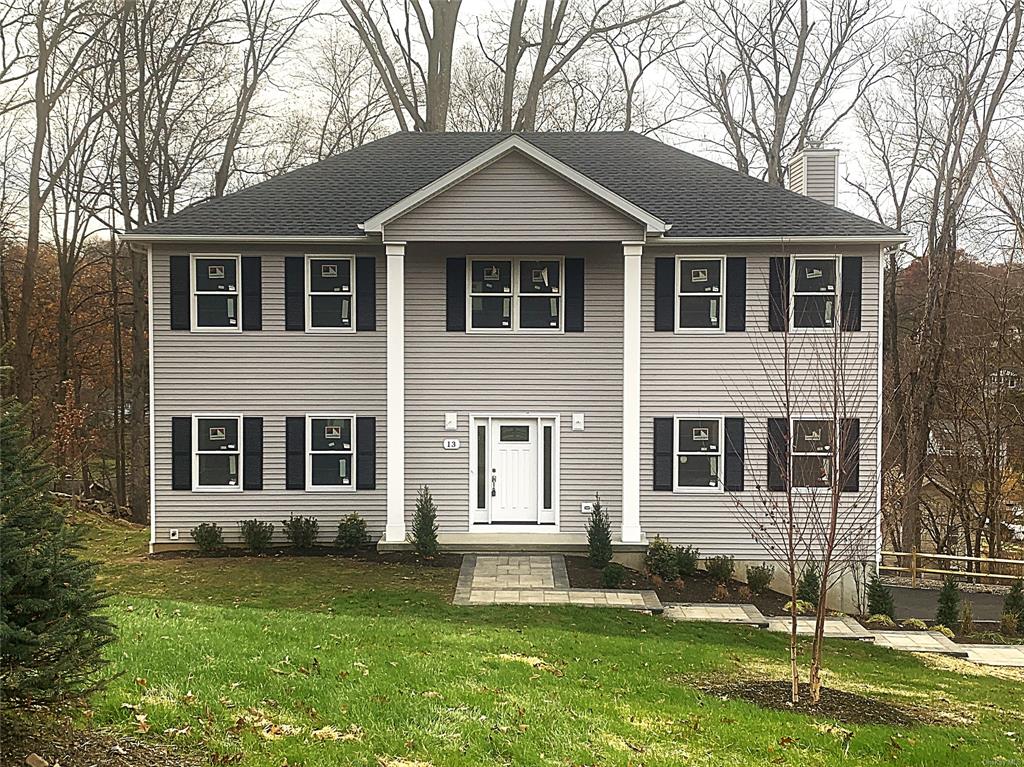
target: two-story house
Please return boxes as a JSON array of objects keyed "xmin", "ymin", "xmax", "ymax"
[{"xmin": 125, "ymin": 132, "xmax": 904, "ymax": 598}]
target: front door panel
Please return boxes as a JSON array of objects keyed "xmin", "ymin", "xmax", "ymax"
[{"xmin": 491, "ymin": 421, "xmax": 538, "ymax": 522}]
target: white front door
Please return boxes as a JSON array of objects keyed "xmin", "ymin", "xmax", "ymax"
[{"xmin": 490, "ymin": 420, "xmax": 539, "ymax": 523}]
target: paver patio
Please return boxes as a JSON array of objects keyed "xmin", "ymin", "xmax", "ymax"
[{"xmin": 453, "ymin": 554, "xmax": 662, "ymax": 612}]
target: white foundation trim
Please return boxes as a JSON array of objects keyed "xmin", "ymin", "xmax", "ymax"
[
  {"xmin": 621, "ymin": 242, "xmax": 644, "ymax": 543},
  {"xmin": 385, "ymin": 242, "xmax": 406, "ymax": 541}
]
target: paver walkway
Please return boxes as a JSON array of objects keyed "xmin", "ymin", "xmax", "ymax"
[
  {"xmin": 453, "ymin": 554, "xmax": 662, "ymax": 612},
  {"xmin": 663, "ymin": 603, "xmax": 768, "ymax": 628},
  {"xmin": 871, "ymin": 630, "xmax": 968, "ymax": 657},
  {"xmin": 958, "ymin": 644, "xmax": 1024, "ymax": 666},
  {"xmin": 765, "ymin": 616, "xmax": 875, "ymax": 641}
]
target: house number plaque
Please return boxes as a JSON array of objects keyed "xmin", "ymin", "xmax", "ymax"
[{"xmin": 443, "ymin": 439, "xmax": 461, "ymax": 450}]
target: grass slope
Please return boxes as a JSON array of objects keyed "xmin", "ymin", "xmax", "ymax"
[{"xmin": 80, "ymin": 515, "xmax": 1023, "ymax": 766}]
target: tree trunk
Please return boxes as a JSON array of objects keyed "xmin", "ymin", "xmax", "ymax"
[
  {"xmin": 501, "ymin": 0, "xmax": 527, "ymax": 131},
  {"xmin": 128, "ymin": 245, "xmax": 149, "ymax": 524}
]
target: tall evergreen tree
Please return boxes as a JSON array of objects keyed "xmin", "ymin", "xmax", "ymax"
[{"xmin": 1, "ymin": 385, "xmax": 114, "ymax": 710}]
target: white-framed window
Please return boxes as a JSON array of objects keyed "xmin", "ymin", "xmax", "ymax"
[
  {"xmin": 674, "ymin": 415, "xmax": 723, "ymax": 491},
  {"xmin": 791, "ymin": 255, "xmax": 839, "ymax": 330},
  {"xmin": 676, "ymin": 256, "xmax": 725, "ymax": 332},
  {"xmin": 467, "ymin": 257, "xmax": 563, "ymax": 333},
  {"xmin": 306, "ymin": 255, "xmax": 355, "ymax": 332},
  {"xmin": 192, "ymin": 414, "xmax": 242, "ymax": 491},
  {"xmin": 191, "ymin": 254, "xmax": 241, "ymax": 331},
  {"xmin": 791, "ymin": 418, "xmax": 833, "ymax": 488},
  {"xmin": 306, "ymin": 414, "xmax": 355, "ymax": 490}
]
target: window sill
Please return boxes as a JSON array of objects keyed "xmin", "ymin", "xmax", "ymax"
[{"xmin": 190, "ymin": 326, "xmax": 243, "ymax": 334}]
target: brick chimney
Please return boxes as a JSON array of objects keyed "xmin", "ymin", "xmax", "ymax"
[{"xmin": 788, "ymin": 140, "xmax": 840, "ymax": 207}]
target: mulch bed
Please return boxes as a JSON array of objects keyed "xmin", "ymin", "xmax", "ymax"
[
  {"xmin": 565, "ymin": 556, "xmax": 791, "ymax": 615},
  {"xmin": 1, "ymin": 715, "xmax": 203, "ymax": 767},
  {"xmin": 698, "ymin": 680, "xmax": 924, "ymax": 726},
  {"xmin": 152, "ymin": 546, "xmax": 463, "ymax": 568}
]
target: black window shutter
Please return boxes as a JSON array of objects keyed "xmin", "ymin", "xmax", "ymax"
[
  {"xmin": 285, "ymin": 257, "xmax": 305, "ymax": 331},
  {"xmin": 725, "ymin": 257, "xmax": 746, "ymax": 332},
  {"xmin": 840, "ymin": 418, "xmax": 860, "ymax": 492},
  {"xmin": 356, "ymin": 256, "xmax": 376, "ymax": 331},
  {"xmin": 653, "ymin": 417, "xmax": 674, "ymax": 491},
  {"xmin": 242, "ymin": 417, "xmax": 263, "ymax": 490},
  {"xmin": 356, "ymin": 416, "xmax": 376, "ymax": 490},
  {"xmin": 171, "ymin": 416, "xmax": 192, "ymax": 490},
  {"xmin": 241, "ymin": 256, "xmax": 262, "ymax": 330},
  {"xmin": 768, "ymin": 257, "xmax": 790, "ymax": 332},
  {"xmin": 564, "ymin": 258, "xmax": 585, "ymax": 332},
  {"xmin": 654, "ymin": 257, "xmax": 675, "ymax": 331},
  {"xmin": 724, "ymin": 417, "xmax": 745, "ymax": 491},
  {"xmin": 446, "ymin": 257, "xmax": 466, "ymax": 331},
  {"xmin": 169, "ymin": 255, "xmax": 190, "ymax": 330},
  {"xmin": 841, "ymin": 256, "xmax": 862, "ymax": 331},
  {"xmin": 767, "ymin": 418, "xmax": 789, "ymax": 491},
  {"xmin": 285, "ymin": 416, "xmax": 305, "ymax": 489}
]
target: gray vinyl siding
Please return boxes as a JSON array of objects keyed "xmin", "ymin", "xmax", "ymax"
[
  {"xmin": 639, "ymin": 243, "xmax": 880, "ymax": 558},
  {"xmin": 788, "ymin": 153, "xmax": 838, "ymax": 206},
  {"xmin": 403, "ymin": 244, "xmax": 624, "ymax": 534},
  {"xmin": 384, "ymin": 152, "xmax": 645, "ymax": 242},
  {"xmin": 150, "ymin": 244, "xmax": 387, "ymax": 545}
]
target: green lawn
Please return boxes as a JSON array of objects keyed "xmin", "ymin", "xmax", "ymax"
[{"xmin": 79, "ymin": 515, "xmax": 1023, "ymax": 766}]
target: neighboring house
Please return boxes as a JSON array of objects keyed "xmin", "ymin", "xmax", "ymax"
[{"xmin": 124, "ymin": 132, "xmax": 904, "ymax": 590}]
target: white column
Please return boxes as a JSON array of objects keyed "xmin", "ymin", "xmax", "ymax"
[
  {"xmin": 384, "ymin": 242, "xmax": 407, "ymax": 542},
  {"xmin": 621, "ymin": 242, "xmax": 644, "ymax": 543}
]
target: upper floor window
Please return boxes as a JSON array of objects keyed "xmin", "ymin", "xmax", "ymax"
[
  {"xmin": 193, "ymin": 414, "xmax": 241, "ymax": 490},
  {"xmin": 468, "ymin": 257, "xmax": 562, "ymax": 332},
  {"xmin": 306, "ymin": 256, "xmax": 354, "ymax": 331},
  {"xmin": 192, "ymin": 255, "xmax": 240, "ymax": 331},
  {"xmin": 677, "ymin": 256, "xmax": 724, "ymax": 332},
  {"xmin": 791, "ymin": 418, "xmax": 833, "ymax": 488},
  {"xmin": 675, "ymin": 416, "xmax": 722, "ymax": 491},
  {"xmin": 792, "ymin": 256, "xmax": 838, "ymax": 330},
  {"xmin": 307, "ymin": 414, "xmax": 355, "ymax": 490}
]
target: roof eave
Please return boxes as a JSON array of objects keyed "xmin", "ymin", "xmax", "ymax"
[{"xmin": 360, "ymin": 135, "xmax": 670, "ymax": 236}]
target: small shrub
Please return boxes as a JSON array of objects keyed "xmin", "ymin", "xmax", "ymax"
[
  {"xmin": 239, "ymin": 519, "xmax": 274, "ymax": 554},
  {"xmin": 1004, "ymin": 579, "xmax": 1024, "ymax": 622},
  {"xmin": 601, "ymin": 562, "xmax": 627, "ymax": 589},
  {"xmin": 705, "ymin": 555, "xmax": 735, "ymax": 583},
  {"xmin": 711, "ymin": 583, "xmax": 730, "ymax": 601},
  {"xmin": 675, "ymin": 545, "xmax": 700, "ymax": 577},
  {"xmin": 935, "ymin": 575, "xmax": 961, "ymax": 628},
  {"xmin": 1001, "ymin": 611, "xmax": 1019, "ymax": 637},
  {"xmin": 736, "ymin": 585, "xmax": 754, "ymax": 601},
  {"xmin": 783, "ymin": 599, "xmax": 815, "ymax": 615},
  {"xmin": 335, "ymin": 513, "xmax": 369, "ymax": 549},
  {"xmin": 929, "ymin": 624, "xmax": 954, "ymax": 639},
  {"xmin": 191, "ymin": 522, "xmax": 225, "ymax": 554},
  {"xmin": 959, "ymin": 600, "xmax": 975, "ymax": 636},
  {"xmin": 797, "ymin": 563, "xmax": 821, "ymax": 607},
  {"xmin": 900, "ymin": 618, "xmax": 927, "ymax": 630},
  {"xmin": 645, "ymin": 537, "xmax": 679, "ymax": 581},
  {"xmin": 410, "ymin": 485, "xmax": 439, "ymax": 558},
  {"xmin": 282, "ymin": 515, "xmax": 319, "ymax": 549},
  {"xmin": 585, "ymin": 494, "xmax": 613, "ymax": 568},
  {"xmin": 746, "ymin": 564, "xmax": 775, "ymax": 595},
  {"xmin": 866, "ymin": 614, "xmax": 897, "ymax": 628},
  {"xmin": 867, "ymin": 574, "xmax": 895, "ymax": 619}
]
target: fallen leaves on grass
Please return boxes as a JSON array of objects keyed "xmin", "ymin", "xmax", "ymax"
[
  {"xmin": 376, "ymin": 757, "xmax": 433, "ymax": 767},
  {"xmin": 311, "ymin": 724, "xmax": 363, "ymax": 742},
  {"xmin": 496, "ymin": 653, "xmax": 563, "ymax": 676}
]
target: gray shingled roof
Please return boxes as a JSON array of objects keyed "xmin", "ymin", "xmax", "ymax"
[{"xmin": 130, "ymin": 131, "xmax": 901, "ymax": 239}]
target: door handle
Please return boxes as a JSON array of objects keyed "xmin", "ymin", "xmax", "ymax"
[{"xmin": 491, "ymin": 469, "xmax": 497, "ymax": 497}]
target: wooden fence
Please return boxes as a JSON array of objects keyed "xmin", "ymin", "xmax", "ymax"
[{"xmin": 880, "ymin": 549, "xmax": 1024, "ymax": 586}]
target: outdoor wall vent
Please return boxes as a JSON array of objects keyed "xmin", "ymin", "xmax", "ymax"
[{"xmin": 168, "ymin": 529, "xmax": 179, "ymax": 541}]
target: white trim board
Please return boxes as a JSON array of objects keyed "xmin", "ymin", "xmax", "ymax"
[{"xmin": 360, "ymin": 136, "xmax": 670, "ymax": 235}]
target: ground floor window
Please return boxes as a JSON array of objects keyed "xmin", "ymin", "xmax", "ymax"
[
  {"xmin": 674, "ymin": 416, "xmax": 722, "ymax": 491},
  {"xmin": 307, "ymin": 415, "xmax": 355, "ymax": 490},
  {"xmin": 193, "ymin": 414, "xmax": 241, "ymax": 490},
  {"xmin": 791, "ymin": 418, "xmax": 833, "ymax": 488}
]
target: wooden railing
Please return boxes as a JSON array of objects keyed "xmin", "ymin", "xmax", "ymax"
[{"xmin": 880, "ymin": 549, "xmax": 1024, "ymax": 586}]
